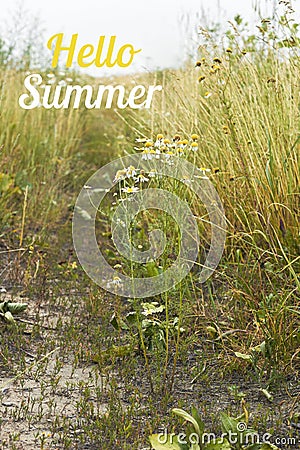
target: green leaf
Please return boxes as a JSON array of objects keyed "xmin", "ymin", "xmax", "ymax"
[
  {"xmin": 4, "ymin": 311, "xmax": 15, "ymax": 323},
  {"xmin": 204, "ymin": 438, "xmax": 231, "ymax": 449},
  {"xmin": 110, "ymin": 313, "xmax": 129, "ymax": 331},
  {"xmin": 206, "ymin": 326, "xmax": 218, "ymax": 338},
  {"xmin": 260, "ymin": 388, "xmax": 273, "ymax": 402},
  {"xmin": 141, "ymin": 301, "xmax": 165, "ymax": 316},
  {"xmin": 0, "ymin": 173, "xmax": 14, "ymax": 192},
  {"xmin": 220, "ymin": 413, "xmax": 259, "ymax": 447},
  {"xmin": 234, "ymin": 352, "xmax": 252, "ymax": 361},
  {"xmin": 220, "ymin": 412, "xmax": 239, "ymax": 435},
  {"xmin": 260, "ymin": 444, "xmax": 280, "ymax": 449},
  {"xmin": 6, "ymin": 302, "xmax": 28, "ymax": 314},
  {"xmin": 259, "ymin": 341, "xmax": 266, "ymax": 356},
  {"xmin": 146, "ymin": 261, "xmax": 160, "ymax": 277},
  {"xmin": 190, "ymin": 444, "xmax": 200, "ymax": 450},
  {"xmin": 125, "ymin": 311, "xmax": 138, "ymax": 324},
  {"xmin": 234, "ymin": 14, "xmax": 243, "ymax": 26},
  {"xmin": 172, "ymin": 408, "xmax": 201, "ymax": 437},
  {"xmin": 149, "ymin": 434, "xmax": 186, "ymax": 450},
  {"xmin": 0, "ymin": 301, "xmax": 28, "ymax": 315},
  {"xmin": 191, "ymin": 406, "xmax": 205, "ymax": 437},
  {"xmin": 110, "ymin": 313, "xmax": 120, "ymax": 330}
]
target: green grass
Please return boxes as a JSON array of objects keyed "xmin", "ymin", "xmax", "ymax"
[{"xmin": 0, "ymin": 4, "xmax": 299, "ymax": 450}]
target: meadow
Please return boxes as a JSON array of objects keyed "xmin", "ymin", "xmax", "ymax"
[{"xmin": 0, "ymin": 4, "xmax": 299, "ymax": 450}]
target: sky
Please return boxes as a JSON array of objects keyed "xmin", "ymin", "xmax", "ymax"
[{"xmin": 0, "ymin": 0, "xmax": 298, "ymax": 76}]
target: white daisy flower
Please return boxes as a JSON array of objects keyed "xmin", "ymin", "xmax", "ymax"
[
  {"xmin": 126, "ymin": 165, "xmax": 137, "ymax": 178},
  {"xmin": 135, "ymin": 174, "xmax": 149, "ymax": 183},
  {"xmin": 141, "ymin": 149, "xmax": 151, "ymax": 160},
  {"xmin": 195, "ymin": 167, "xmax": 211, "ymax": 179},
  {"xmin": 181, "ymin": 176, "xmax": 193, "ymax": 185},
  {"xmin": 107, "ymin": 276, "xmax": 122, "ymax": 288},
  {"xmin": 114, "ymin": 169, "xmax": 127, "ymax": 182},
  {"xmin": 165, "ymin": 151, "xmax": 174, "ymax": 160},
  {"xmin": 190, "ymin": 142, "xmax": 199, "ymax": 151},
  {"xmin": 122, "ymin": 186, "xmax": 140, "ymax": 194},
  {"xmin": 141, "ymin": 149, "xmax": 160, "ymax": 160},
  {"xmin": 154, "ymin": 133, "xmax": 164, "ymax": 148}
]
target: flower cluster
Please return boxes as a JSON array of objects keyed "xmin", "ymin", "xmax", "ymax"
[
  {"xmin": 107, "ymin": 133, "xmax": 213, "ymax": 287},
  {"xmin": 114, "ymin": 165, "xmax": 155, "ymax": 184},
  {"xmin": 113, "ymin": 165, "xmax": 158, "ymax": 195},
  {"xmin": 112, "ymin": 133, "xmax": 212, "ymax": 197},
  {"xmin": 139, "ymin": 133, "xmax": 201, "ymax": 162}
]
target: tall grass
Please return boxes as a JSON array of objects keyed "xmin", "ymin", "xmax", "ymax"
[
  {"xmin": 0, "ymin": 3, "xmax": 298, "ymax": 381},
  {"xmin": 0, "ymin": 67, "xmax": 85, "ymax": 236},
  {"xmin": 127, "ymin": 15, "xmax": 299, "ymax": 269},
  {"xmin": 116, "ymin": 10, "xmax": 300, "ymax": 379}
]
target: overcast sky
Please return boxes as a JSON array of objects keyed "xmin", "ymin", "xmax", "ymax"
[{"xmin": 0, "ymin": 0, "xmax": 298, "ymax": 75}]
